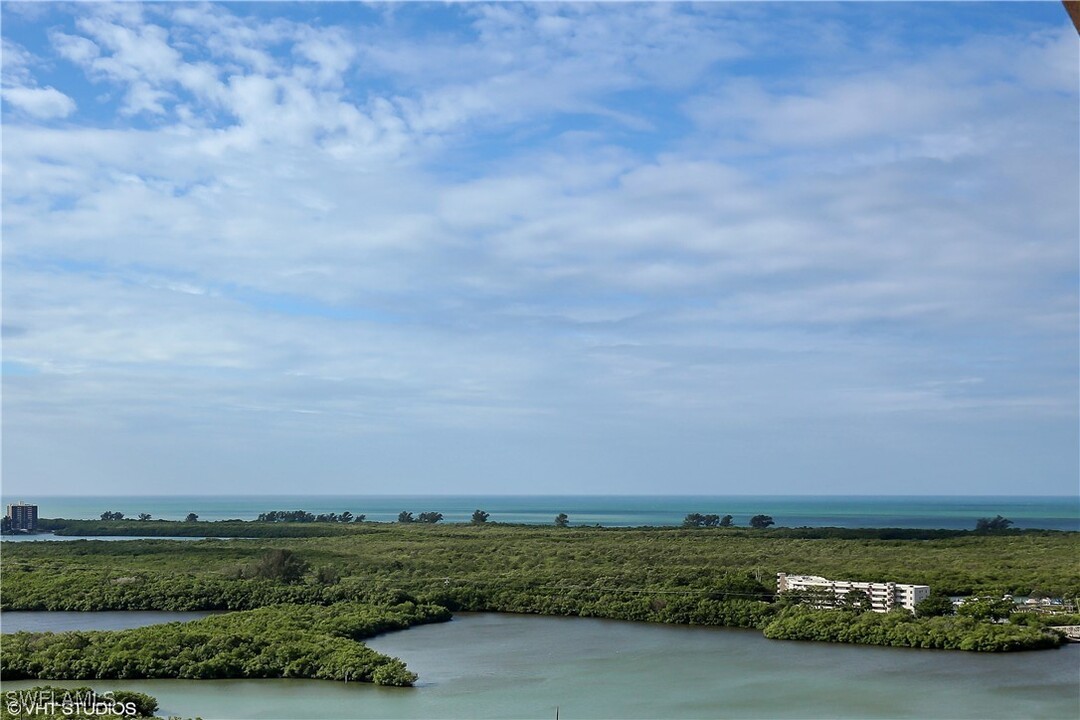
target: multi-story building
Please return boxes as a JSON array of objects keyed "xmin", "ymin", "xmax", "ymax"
[
  {"xmin": 776, "ymin": 572, "xmax": 930, "ymax": 613},
  {"xmin": 6, "ymin": 502, "xmax": 38, "ymax": 532}
]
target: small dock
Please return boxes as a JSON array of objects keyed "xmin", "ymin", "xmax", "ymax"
[{"xmin": 1049, "ymin": 626, "xmax": 1080, "ymax": 642}]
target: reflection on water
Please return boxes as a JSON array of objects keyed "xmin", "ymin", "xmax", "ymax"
[{"xmin": 2, "ymin": 612, "xmax": 1077, "ymax": 719}]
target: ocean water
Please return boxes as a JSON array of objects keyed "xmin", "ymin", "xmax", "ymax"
[{"xmin": 2, "ymin": 495, "xmax": 1076, "ymax": 530}]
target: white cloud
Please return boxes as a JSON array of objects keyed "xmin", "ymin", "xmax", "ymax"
[
  {"xmin": 2, "ymin": 3, "xmax": 1076, "ymax": 494},
  {"xmin": 121, "ymin": 80, "xmax": 170, "ymax": 115},
  {"xmin": 77, "ymin": 15, "xmax": 184, "ymax": 84},
  {"xmin": 50, "ymin": 31, "xmax": 100, "ymax": 65},
  {"xmin": 2, "ymin": 85, "xmax": 76, "ymax": 118},
  {"xmin": 2, "ymin": 37, "xmax": 36, "ymax": 86},
  {"xmin": 2, "ymin": 39, "xmax": 76, "ymax": 118},
  {"xmin": 294, "ymin": 26, "xmax": 357, "ymax": 87}
]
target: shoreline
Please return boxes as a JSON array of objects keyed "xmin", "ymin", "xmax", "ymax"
[{"xmin": 4, "ymin": 522, "xmax": 1077, "ymax": 687}]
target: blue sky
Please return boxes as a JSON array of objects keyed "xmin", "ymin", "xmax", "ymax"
[{"xmin": 2, "ymin": 2, "xmax": 1077, "ymax": 496}]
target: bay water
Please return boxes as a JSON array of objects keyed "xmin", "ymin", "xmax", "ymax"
[
  {"xmin": 2, "ymin": 612, "xmax": 1076, "ymax": 719},
  {"xmin": 0, "ymin": 611, "xmax": 219, "ymax": 633},
  {"xmin": 0, "ymin": 535, "xmax": 215, "ymax": 542}
]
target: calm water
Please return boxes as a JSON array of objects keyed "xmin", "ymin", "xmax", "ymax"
[
  {"xmin": 3, "ymin": 495, "xmax": 1077, "ymax": 530},
  {"xmin": 0, "ymin": 534, "xmax": 213, "ymax": 542},
  {"xmin": 3, "ymin": 613, "xmax": 1077, "ymax": 719},
  {"xmin": 0, "ymin": 611, "xmax": 219, "ymax": 633}
]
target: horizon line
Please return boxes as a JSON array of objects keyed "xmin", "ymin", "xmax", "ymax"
[{"xmin": 3, "ymin": 492, "xmax": 1076, "ymax": 499}]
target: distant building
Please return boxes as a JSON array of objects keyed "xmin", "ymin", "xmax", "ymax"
[
  {"xmin": 777, "ymin": 572, "xmax": 930, "ymax": 613},
  {"xmin": 7, "ymin": 502, "xmax": 38, "ymax": 532}
]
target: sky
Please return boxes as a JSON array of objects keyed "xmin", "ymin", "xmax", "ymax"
[{"xmin": 1, "ymin": 2, "xmax": 1077, "ymax": 496}]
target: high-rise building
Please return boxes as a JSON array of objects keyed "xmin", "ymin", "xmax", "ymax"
[{"xmin": 7, "ymin": 502, "xmax": 38, "ymax": 532}]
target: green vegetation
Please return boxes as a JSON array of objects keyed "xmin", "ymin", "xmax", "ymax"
[
  {"xmin": 228, "ymin": 549, "xmax": 310, "ymax": 583},
  {"xmin": 749, "ymin": 515, "xmax": 775, "ymax": 529},
  {"xmin": 975, "ymin": 515, "xmax": 1014, "ymax": 532},
  {"xmin": 395, "ymin": 512, "xmax": 443, "ymax": 524},
  {"xmin": 257, "ymin": 510, "xmax": 364, "ymax": 523},
  {"xmin": 682, "ymin": 514, "xmax": 736, "ymax": 528},
  {"xmin": 2, "ymin": 521, "xmax": 1076, "ymax": 668},
  {"xmin": 956, "ymin": 597, "xmax": 1016, "ymax": 622},
  {"xmin": 554, "ymin": 513, "xmax": 569, "ymax": 527},
  {"xmin": 471, "ymin": 510, "xmax": 490, "ymax": 524},
  {"xmin": 5, "ymin": 524, "xmax": 1078, "ymax": 612},
  {"xmin": 914, "ymin": 592, "xmax": 956, "ymax": 618},
  {"xmin": 37, "ymin": 518, "xmax": 354, "ymax": 538},
  {"xmin": 762, "ymin": 606, "xmax": 1061, "ymax": 651},
  {"xmin": 838, "ymin": 589, "xmax": 873, "ymax": 613},
  {"xmin": 1, "ymin": 602, "xmax": 449, "ymax": 686},
  {"xmin": 1009, "ymin": 612, "xmax": 1080, "ymax": 628}
]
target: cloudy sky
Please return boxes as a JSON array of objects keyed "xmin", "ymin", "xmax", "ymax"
[{"xmin": 2, "ymin": 2, "xmax": 1077, "ymax": 496}]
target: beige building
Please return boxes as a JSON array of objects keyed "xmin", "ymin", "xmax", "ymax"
[{"xmin": 777, "ymin": 572, "xmax": 930, "ymax": 613}]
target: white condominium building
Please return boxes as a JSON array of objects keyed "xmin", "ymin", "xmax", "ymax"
[{"xmin": 776, "ymin": 573, "xmax": 930, "ymax": 613}]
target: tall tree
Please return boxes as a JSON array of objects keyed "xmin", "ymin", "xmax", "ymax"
[
  {"xmin": 975, "ymin": 515, "xmax": 1013, "ymax": 532},
  {"xmin": 749, "ymin": 514, "xmax": 774, "ymax": 529},
  {"xmin": 957, "ymin": 597, "xmax": 1014, "ymax": 622},
  {"xmin": 683, "ymin": 513, "xmax": 706, "ymax": 527},
  {"xmin": 914, "ymin": 593, "xmax": 955, "ymax": 618},
  {"xmin": 840, "ymin": 589, "xmax": 873, "ymax": 613},
  {"xmin": 249, "ymin": 549, "xmax": 309, "ymax": 583},
  {"xmin": 684, "ymin": 513, "xmax": 721, "ymax": 528}
]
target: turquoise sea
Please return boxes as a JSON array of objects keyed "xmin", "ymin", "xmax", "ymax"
[{"xmin": 2, "ymin": 495, "xmax": 1076, "ymax": 530}]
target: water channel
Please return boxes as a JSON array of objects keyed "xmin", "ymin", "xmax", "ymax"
[
  {"xmin": 0, "ymin": 535, "xmax": 213, "ymax": 542},
  {"xmin": 0, "ymin": 611, "xmax": 220, "ymax": 633},
  {"xmin": 2, "ymin": 611, "xmax": 1077, "ymax": 719}
]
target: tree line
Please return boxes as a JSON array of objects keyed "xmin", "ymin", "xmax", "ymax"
[
  {"xmin": 762, "ymin": 605, "xmax": 1060, "ymax": 651},
  {"xmin": 86, "ymin": 509, "xmax": 582, "ymax": 530},
  {"xmin": 100, "ymin": 511, "xmax": 201, "ymax": 522},
  {"xmin": 682, "ymin": 513, "xmax": 775, "ymax": 529},
  {"xmin": 974, "ymin": 515, "xmax": 1014, "ymax": 532},
  {"xmin": 257, "ymin": 510, "xmax": 366, "ymax": 523},
  {"xmin": 1, "ymin": 601, "xmax": 450, "ymax": 686},
  {"xmin": 61, "ymin": 511, "xmax": 1025, "ymax": 537}
]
